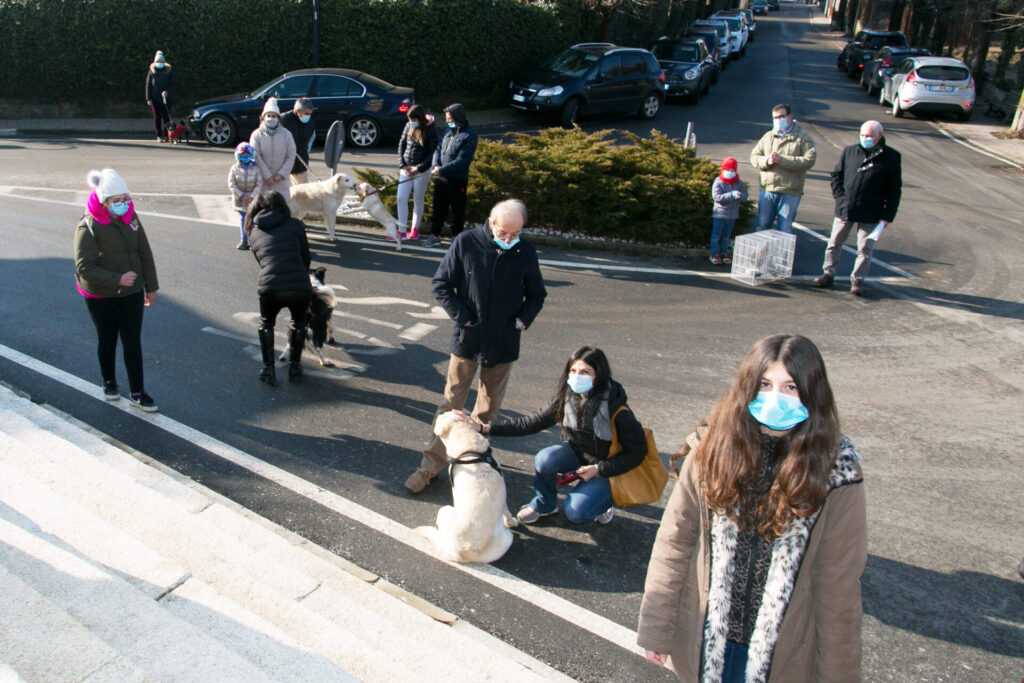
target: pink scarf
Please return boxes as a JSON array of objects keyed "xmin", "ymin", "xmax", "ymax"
[{"xmin": 86, "ymin": 191, "xmax": 135, "ymax": 225}]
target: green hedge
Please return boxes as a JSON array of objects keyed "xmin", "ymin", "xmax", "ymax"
[
  {"xmin": 0, "ymin": 0, "xmax": 569, "ymax": 114},
  {"xmin": 356, "ymin": 127, "xmax": 754, "ymax": 248}
]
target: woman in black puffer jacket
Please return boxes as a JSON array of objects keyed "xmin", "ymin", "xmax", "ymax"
[{"xmin": 244, "ymin": 191, "xmax": 312, "ymax": 384}]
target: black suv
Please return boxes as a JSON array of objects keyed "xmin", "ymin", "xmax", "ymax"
[
  {"xmin": 508, "ymin": 43, "xmax": 665, "ymax": 128},
  {"xmin": 651, "ymin": 38, "xmax": 713, "ymax": 104},
  {"xmin": 860, "ymin": 46, "xmax": 930, "ymax": 95},
  {"xmin": 837, "ymin": 30, "xmax": 908, "ymax": 77}
]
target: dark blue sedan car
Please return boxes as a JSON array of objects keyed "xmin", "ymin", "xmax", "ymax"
[{"xmin": 188, "ymin": 68, "xmax": 414, "ymax": 148}]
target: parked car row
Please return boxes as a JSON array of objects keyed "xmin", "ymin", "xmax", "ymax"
[
  {"xmin": 506, "ymin": 8, "xmax": 761, "ymax": 126},
  {"xmin": 839, "ymin": 30, "xmax": 975, "ymax": 121}
]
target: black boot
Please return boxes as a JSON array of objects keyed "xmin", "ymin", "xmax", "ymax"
[
  {"xmin": 288, "ymin": 326, "xmax": 305, "ymax": 381},
  {"xmin": 258, "ymin": 327, "xmax": 276, "ymax": 386}
]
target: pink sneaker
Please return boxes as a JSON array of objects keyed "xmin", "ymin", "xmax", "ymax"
[
  {"xmin": 388, "ymin": 232, "xmax": 407, "ymax": 243},
  {"xmin": 407, "ymin": 227, "xmax": 420, "ymax": 240}
]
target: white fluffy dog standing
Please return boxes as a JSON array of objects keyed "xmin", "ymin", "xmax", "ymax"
[
  {"xmin": 287, "ymin": 173, "xmax": 402, "ymax": 250},
  {"xmin": 416, "ymin": 412, "xmax": 518, "ymax": 564}
]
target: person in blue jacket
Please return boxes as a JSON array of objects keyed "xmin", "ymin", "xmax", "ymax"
[
  {"xmin": 423, "ymin": 103, "xmax": 478, "ymax": 247},
  {"xmin": 406, "ymin": 198, "xmax": 547, "ymax": 493}
]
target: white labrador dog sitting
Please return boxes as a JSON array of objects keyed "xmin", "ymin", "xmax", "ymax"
[
  {"xmin": 416, "ymin": 411, "xmax": 518, "ymax": 564},
  {"xmin": 287, "ymin": 173, "xmax": 402, "ymax": 250}
]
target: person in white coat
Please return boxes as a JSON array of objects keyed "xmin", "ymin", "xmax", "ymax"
[{"xmin": 249, "ymin": 98, "xmax": 296, "ymax": 200}]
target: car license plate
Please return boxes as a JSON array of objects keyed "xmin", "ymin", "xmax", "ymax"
[
  {"xmin": 512, "ymin": 94, "xmax": 526, "ymax": 103},
  {"xmin": 927, "ymin": 85, "xmax": 953, "ymax": 92}
]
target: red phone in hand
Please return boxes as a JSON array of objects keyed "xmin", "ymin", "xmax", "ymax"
[{"xmin": 557, "ymin": 471, "xmax": 580, "ymax": 486}]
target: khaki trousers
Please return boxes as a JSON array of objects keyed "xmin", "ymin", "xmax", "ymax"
[
  {"xmin": 823, "ymin": 217, "xmax": 877, "ymax": 282},
  {"xmin": 419, "ymin": 354, "xmax": 513, "ymax": 474}
]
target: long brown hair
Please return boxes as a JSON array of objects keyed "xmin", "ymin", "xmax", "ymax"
[
  {"xmin": 407, "ymin": 104, "xmax": 428, "ymax": 146},
  {"xmin": 550, "ymin": 345, "xmax": 612, "ymax": 422},
  {"xmin": 695, "ymin": 335, "xmax": 840, "ymax": 538}
]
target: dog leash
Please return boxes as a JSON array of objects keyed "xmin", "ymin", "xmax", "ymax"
[
  {"xmin": 447, "ymin": 447, "xmax": 502, "ymax": 491},
  {"xmin": 365, "ymin": 173, "xmax": 421, "ymax": 197}
]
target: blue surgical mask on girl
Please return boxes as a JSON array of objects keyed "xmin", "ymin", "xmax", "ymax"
[
  {"xmin": 299, "ymin": 114, "xmax": 311, "ymax": 124},
  {"xmin": 409, "ymin": 121, "xmax": 420, "ymax": 128},
  {"xmin": 859, "ymin": 136, "xmax": 876, "ymax": 149},
  {"xmin": 448, "ymin": 122, "xmax": 457, "ymax": 129},
  {"xmin": 108, "ymin": 201, "xmax": 130, "ymax": 217},
  {"xmin": 722, "ymin": 170, "xmax": 737, "ymax": 180},
  {"xmin": 237, "ymin": 154, "xmax": 252, "ymax": 164},
  {"xmin": 493, "ymin": 237, "xmax": 520, "ymax": 251},
  {"xmin": 567, "ymin": 374, "xmax": 594, "ymax": 395},
  {"xmin": 748, "ymin": 391, "xmax": 809, "ymax": 431}
]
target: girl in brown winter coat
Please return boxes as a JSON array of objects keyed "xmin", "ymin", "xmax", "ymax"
[{"xmin": 638, "ymin": 334, "xmax": 866, "ymax": 683}]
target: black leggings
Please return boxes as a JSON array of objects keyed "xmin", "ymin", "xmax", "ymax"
[
  {"xmin": 258, "ymin": 289, "xmax": 311, "ymax": 332},
  {"xmin": 150, "ymin": 100, "xmax": 171, "ymax": 139},
  {"xmin": 85, "ymin": 292, "xmax": 145, "ymax": 393},
  {"xmin": 431, "ymin": 177, "xmax": 468, "ymax": 238}
]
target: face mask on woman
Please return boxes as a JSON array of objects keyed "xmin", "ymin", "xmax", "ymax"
[
  {"xmin": 409, "ymin": 120, "xmax": 420, "ymax": 129},
  {"xmin": 748, "ymin": 390, "xmax": 809, "ymax": 431},
  {"xmin": 108, "ymin": 201, "xmax": 130, "ymax": 217},
  {"xmin": 447, "ymin": 121, "xmax": 457, "ymax": 129},
  {"xmin": 567, "ymin": 374, "xmax": 594, "ymax": 395},
  {"xmin": 265, "ymin": 117, "xmax": 279, "ymax": 129}
]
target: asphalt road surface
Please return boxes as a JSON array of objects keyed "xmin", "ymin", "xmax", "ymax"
[{"xmin": 1, "ymin": 4, "xmax": 1022, "ymax": 681}]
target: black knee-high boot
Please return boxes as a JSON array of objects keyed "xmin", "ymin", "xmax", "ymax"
[
  {"xmin": 288, "ymin": 326, "xmax": 305, "ymax": 381},
  {"xmin": 258, "ymin": 327, "xmax": 276, "ymax": 386}
]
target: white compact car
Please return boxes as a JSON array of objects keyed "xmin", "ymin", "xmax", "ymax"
[
  {"xmin": 711, "ymin": 12, "xmax": 748, "ymax": 57},
  {"xmin": 879, "ymin": 56, "xmax": 975, "ymax": 121}
]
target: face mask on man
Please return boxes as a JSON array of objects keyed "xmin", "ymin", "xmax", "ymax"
[
  {"xmin": 773, "ymin": 117, "xmax": 789, "ymax": 134},
  {"xmin": 298, "ymin": 114, "xmax": 311, "ymax": 124},
  {"xmin": 748, "ymin": 391, "xmax": 809, "ymax": 431},
  {"xmin": 566, "ymin": 374, "xmax": 594, "ymax": 395},
  {"xmin": 859, "ymin": 135, "xmax": 876, "ymax": 149},
  {"xmin": 108, "ymin": 201, "xmax": 130, "ymax": 217},
  {"xmin": 493, "ymin": 237, "xmax": 520, "ymax": 251}
]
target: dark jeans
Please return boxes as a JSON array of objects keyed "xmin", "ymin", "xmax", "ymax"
[
  {"xmin": 85, "ymin": 292, "xmax": 146, "ymax": 393},
  {"xmin": 430, "ymin": 177, "xmax": 468, "ymax": 238},
  {"xmin": 149, "ymin": 100, "xmax": 171, "ymax": 139},
  {"xmin": 258, "ymin": 289, "xmax": 311, "ymax": 332},
  {"xmin": 722, "ymin": 640, "xmax": 749, "ymax": 683}
]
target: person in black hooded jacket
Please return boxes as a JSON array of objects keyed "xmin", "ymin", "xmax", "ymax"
[
  {"xmin": 405, "ymin": 199, "xmax": 546, "ymax": 494},
  {"xmin": 244, "ymin": 191, "xmax": 312, "ymax": 384},
  {"xmin": 424, "ymin": 103, "xmax": 477, "ymax": 247},
  {"xmin": 473, "ymin": 346, "xmax": 647, "ymax": 526},
  {"xmin": 814, "ymin": 120, "xmax": 901, "ymax": 296},
  {"xmin": 145, "ymin": 50, "xmax": 175, "ymax": 143}
]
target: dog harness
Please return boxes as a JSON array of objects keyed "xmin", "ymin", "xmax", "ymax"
[{"xmin": 447, "ymin": 447, "xmax": 502, "ymax": 491}]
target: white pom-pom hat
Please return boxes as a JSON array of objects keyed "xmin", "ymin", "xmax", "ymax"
[
  {"xmin": 261, "ymin": 97, "xmax": 281, "ymax": 119},
  {"xmin": 86, "ymin": 169, "xmax": 130, "ymax": 202}
]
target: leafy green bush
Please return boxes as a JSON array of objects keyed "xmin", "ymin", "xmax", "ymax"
[{"xmin": 465, "ymin": 128, "xmax": 753, "ymax": 247}]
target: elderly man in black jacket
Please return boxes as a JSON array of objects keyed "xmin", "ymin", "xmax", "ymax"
[
  {"xmin": 282, "ymin": 97, "xmax": 316, "ymax": 185},
  {"xmin": 814, "ymin": 120, "xmax": 902, "ymax": 296},
  {"xmin": 406, "ymin": 198, "xmax": 547, "ymax": 493}
]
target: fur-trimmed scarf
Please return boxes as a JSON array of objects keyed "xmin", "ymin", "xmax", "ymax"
[{"xmin": 700, "ymin": 435, "xmax": 862, "ymax": 682}]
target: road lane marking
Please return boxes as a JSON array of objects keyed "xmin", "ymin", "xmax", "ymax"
[
  {"xmin": 0, "ymin": 342, "xmax": 645, "ymax": 658},
  {"xmin": 398, "ymin": 323, "xmax": 438, "ymax": 341},
  {"xmin": 406, "ymin": 306, "xmax": 450, "ymax": 320},
  {"xmin": 192, "ymin": 194, "xmax": 237, "ymax": 225},
  {"xmin": 792, "ymin": 222, "xmax": 918, "ymax": 278},
  {"xmin": 3, "ymin": 189, "xmax": 912, "ymax": 281},
  {"xmin": 334, "ymin": 311, "xmax": 403, "ymax": 329}
]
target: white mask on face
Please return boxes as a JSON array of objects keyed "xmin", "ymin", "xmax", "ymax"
[{"xmin": 265, "ymin": 117, "xmax": 279, "ymax": 129}]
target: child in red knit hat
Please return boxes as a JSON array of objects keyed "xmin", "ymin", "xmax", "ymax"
[{"xmin": 710, "ymin": 157, "xmax": 748, "ymax": 265}]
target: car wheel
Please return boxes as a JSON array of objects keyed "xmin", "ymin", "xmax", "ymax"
[
  {"xmin": 702, "ymin": 75, "xmax": 711, "ymax": 95},
  {"xmin": 866, "ymin": 80, "xmax": 878, "ymax": 97},
  {"xmin": 347, "ymin": 116, "xmax": 380, "ymax": 148},
  {"xmin": 859, "ymin": 71, "xmax": 868, "ymax": 89},
  {"xmin": 559, "ymin": 98, "xmax": 581, "ymax": 129},
  {"xmin": 202, "ymin": 114, "xmax": 236, "ymax": 147},
  {"xmin": 878, "ymin": 87, "xmax": 888, "ymax": 106},
  {"xmin": 892, "ymin": 98, "xmax": 904, "ymax": 118},
  {"xmin": 638, "ymin": 92, "xmax": 661, "ymax": 120},
  {"xmin": 846, "ymin": 63, "xmax": 859, "ymax": 79},
  {"xmin": 712, "ymin": 69, "xmax": 719, "ymax": 84},
  {"xmin": 837, "ymin": 56, "xmax": 846, "ymax": 72}
]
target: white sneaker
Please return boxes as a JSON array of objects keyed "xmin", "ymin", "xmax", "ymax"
[
  {"xmin": 596, "ymin": 507, "xmax": 614, "ymax": 524},
  {"xmin": 516, "ymin": 504, "xmax": 557, "ymax": 525}
]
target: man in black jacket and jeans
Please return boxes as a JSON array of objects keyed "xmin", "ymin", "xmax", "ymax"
[
  {"xmin": 814, "ymin": 120, "xmax": 902, "ymax": 296},
  {"xmin": 406, "ymin": 199, "xmax": 547, "ymax": 493}
]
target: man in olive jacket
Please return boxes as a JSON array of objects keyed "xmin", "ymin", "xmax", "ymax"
[
  {"xmin": 749, "ymin": 103, "xmax": 817, "ymax": 233},
  {"xmin": 406, "ymin": 199, "xmax": 547, "ymax": 493},
  {"xmin": 814, "ymin": 120, "xmax": 902, "ymax": 296}
]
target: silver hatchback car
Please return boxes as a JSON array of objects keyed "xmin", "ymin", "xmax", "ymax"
[{"xmin": 880, "ymin": 56, "xmax": 975, "ymax": 121}]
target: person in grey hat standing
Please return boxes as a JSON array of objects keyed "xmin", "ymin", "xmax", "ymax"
[
  {"xmin": 249, "ymin": 98, "xmax": 297, "ymax": 200},
  {"xmin": 424, "ymin": 103, "xmax": 477, "ymax": 248},
  {"xmin": 145, "ymin": 50, "xmax": 175, "ymax": 143}
]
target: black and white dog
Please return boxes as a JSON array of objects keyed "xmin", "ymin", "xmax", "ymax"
[{"xmin": 280, "ymin": 266, "xmax": 336, "ymax": 367}]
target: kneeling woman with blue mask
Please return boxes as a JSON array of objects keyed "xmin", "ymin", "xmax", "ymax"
[
  {"xmin": 471, "ymin": 345, "xmax": 648, "ymax": 525},
  {"xmin": 638, "ymin": 334, "xmax": 866, "ymax": 683}
]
